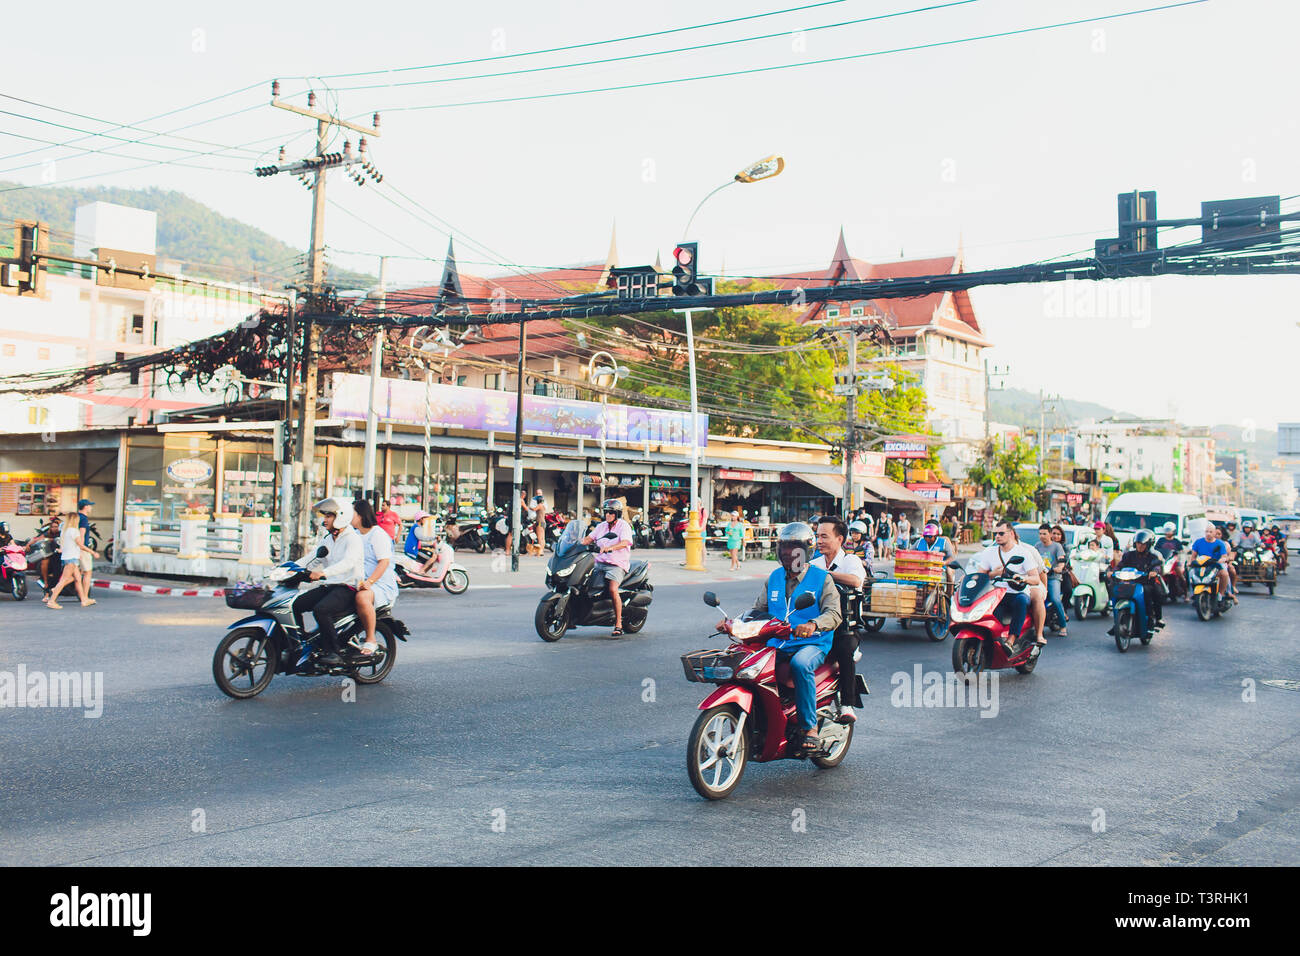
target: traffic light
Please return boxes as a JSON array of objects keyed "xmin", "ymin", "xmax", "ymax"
[
  {"xmin": 672, "ymin": 242, "xmax": 700, "ymax": 296},
  {"xmin": 1117, "ymin": 190, "xmax": 1158, "ymax": 253}
]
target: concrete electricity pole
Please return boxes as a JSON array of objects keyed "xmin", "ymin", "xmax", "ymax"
[{"xmin": 255, "ymin": 81, "xmax": 382, "ymax": 550}]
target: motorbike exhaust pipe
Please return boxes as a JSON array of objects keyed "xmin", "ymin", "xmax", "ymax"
[{"xmin": 626, "ymin": 591, "xmax": 653, "ymax": 609}]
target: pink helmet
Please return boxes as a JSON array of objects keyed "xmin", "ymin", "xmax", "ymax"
[{"xmin": 922, "ymin": 522, "xmax": 940, "ymax": 536}]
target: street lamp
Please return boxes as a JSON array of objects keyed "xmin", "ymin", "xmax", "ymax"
[
  {"xmin": 677, "ymin": 155, "xmax": 786, "ymax": 571},
  {"xmin": 681, "ymin": 154, "xmax": 785, "ymax": 238}
]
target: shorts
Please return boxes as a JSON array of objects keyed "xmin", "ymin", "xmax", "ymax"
[
  {"xmin": 593, "ymin": 563, "xmax": 626, "ymax": 585},
  {"xmin": 79, "ymin": 554, "xmax": 93, "ymax": 574}
]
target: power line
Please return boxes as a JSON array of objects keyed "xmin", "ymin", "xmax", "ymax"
[
  {"xmin": 308, "ymin": 1, "xmax": 850, "ymax": 81},
  {"xmin": 330, "ymin": 1, "xmax": 981, "ymax": 93},
  {"xmin": 379, "ymin": 2, "xmax": 1208, "ymax": 112}
]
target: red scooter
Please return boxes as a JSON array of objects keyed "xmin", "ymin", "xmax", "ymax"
[
  {"xmin": 948, "ymin": 554, "xmax": 1042, "ymax": 675},
  {"xmin": 682, "ymin": 590, "xmax": 866, "ymax": 800},
  {"xmin": 1, "ymin": 541, "xmax": 29, "ymax": 601}
]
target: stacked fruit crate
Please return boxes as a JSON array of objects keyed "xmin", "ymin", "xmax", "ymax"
[{"xmin": 894, "ymin": 549, "xmax": 946, "ymax": 584}]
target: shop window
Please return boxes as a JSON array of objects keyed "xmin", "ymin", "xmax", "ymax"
[
  {"xmin": 456, "ymin": 375, "xmax": 467, "ymax": 387},
  {"xmin": 485, "ymin": 373, "xmax": 498, "ymax": 389}
]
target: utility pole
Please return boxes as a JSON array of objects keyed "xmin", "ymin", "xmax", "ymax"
[
  {"xmin": 842, "ymin": 328, "xmax": 857, "ymax": 514},
  {"xmin": 362, "ymin": 256, "xmax": 388, "ymax": 505},
  {"xmin": 511, "ymin": 315, "xmax": 527, "ymax": 573},
  {"xmin": 255, "ymin": 81, "xmax": 382, "ymax": 549}
]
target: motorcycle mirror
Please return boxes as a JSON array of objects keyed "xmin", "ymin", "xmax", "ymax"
[
  {"xmin": 703, "ymin": 591, "xmax": 719, "ymax": 607},
  {"xmin": 793, "ymin": 592, "xmax": 816, "ymax": 611},
  {"xmin": 315, "ymin": 545, "xmax": 329, "ymax": 558},
  {"xmin": 1007, "ymin": 555, "xmax": 1025, "ymax": 566}
]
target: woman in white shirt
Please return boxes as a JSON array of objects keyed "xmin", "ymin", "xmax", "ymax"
[
  {"xmin": 352, "ymin": 499, "xmax": 399, "ymax": 655},
  {"xmin": 45, "ymin": 510, "xmax": 98, "ymax": 609}
]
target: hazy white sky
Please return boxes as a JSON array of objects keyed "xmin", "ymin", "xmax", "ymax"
[{"xmin": 4, "ymin": 0, "xmax": 1297, "ymax": 430}]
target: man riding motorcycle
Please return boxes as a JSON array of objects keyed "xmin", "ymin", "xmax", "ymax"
[
  {"xmin": 719, "ymin": 522, "xmax": 841, "ymax": 754},
  {"xmin": 292, "ymin": 497, "xmax": 365, "ymax": 665},
  {"xmin": 581, "ymin": 498, "xmax": 634, "ymax": 637},
  {"xmin": 1231, "ymin": 520, "xmax": 1263, "ymax": 552},
  {"xmin": 1191, "ymin": 522, "xmax": 1232, "ymax": 602},
  {"xmin": 1107, "ymin": 529, "xmax": 1165, "ymax": 637}
]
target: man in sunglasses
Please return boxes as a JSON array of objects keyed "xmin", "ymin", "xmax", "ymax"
[{"xmin": 970, "ymin": 520, "xmax": 1047, "ymax": 653}]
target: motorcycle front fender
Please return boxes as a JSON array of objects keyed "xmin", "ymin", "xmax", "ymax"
[
  {"xmin": 228, "ymin": 615, "xmax": 276, "ymax": 635},
  {"xmin": 549, "ymin": 590, "xmax": 572, "ymax": 621},
  {"xmin": 699, "ymin": 683, "xmax": 754, "ymax": 713}
]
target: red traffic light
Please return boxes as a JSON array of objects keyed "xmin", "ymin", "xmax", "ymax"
[{"xmin": 673, "ymin": 245, "xmax": 694, "ymax": 267}]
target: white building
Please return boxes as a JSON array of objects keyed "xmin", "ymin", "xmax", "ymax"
[
  {"xmin": 762, "ymin": 231, "xmax": 991, "ymax": 479},
  {"xmin": 1074, "ymin": 419, "xmax": 1216, "ymax": 497}
]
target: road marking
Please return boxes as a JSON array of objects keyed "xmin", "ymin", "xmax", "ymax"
[{"xmin": 1261, "ymin": 679, "xmax": 1300, "ymax": 691}]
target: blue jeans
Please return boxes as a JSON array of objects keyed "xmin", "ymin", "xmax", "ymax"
[
  {"xmin": 1046, "ymin": 577, "xmax": 1067, "ymax": 629},
  {"xmin": 998, "ymin": 591, "xmax": 1031, "ymax": 641},
  {"xmin": 778, "ymin": 644, "xmax": 826, "ymax": 732}
]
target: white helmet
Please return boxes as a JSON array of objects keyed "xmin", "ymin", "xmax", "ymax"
[
  {"xmin": 1161, "ymin": 522, "xmax": 1176, "ymax": 535},
  {"xmin": 848, "ymin": 520, "xmax": 868, "ymax": 535},
  {"xmin": 314, "ymin": 496, "xmax": 355, "ymax": 528}
]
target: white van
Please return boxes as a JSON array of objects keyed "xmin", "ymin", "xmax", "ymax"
[{"xmin": 1104, "ymin": 493, "xmax": 1208, "ymax": 548}]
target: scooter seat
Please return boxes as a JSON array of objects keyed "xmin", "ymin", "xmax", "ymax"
[{"xmin": 622, "ymin": 561, "xmax": 650, "ymax": 589}]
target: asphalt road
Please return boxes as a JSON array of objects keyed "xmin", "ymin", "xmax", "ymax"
[{"xmin": 1, "ymin": 566, "xmax": 1297, "ymax": 866}]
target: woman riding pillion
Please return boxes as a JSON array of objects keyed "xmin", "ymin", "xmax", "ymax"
[
  {"xmin": 719, "ymin": 522, "xmax": 842, "ymax": 754},
  {"xmin": 351, "ymin": 499, "xmax": 400, "ymax": 657}
]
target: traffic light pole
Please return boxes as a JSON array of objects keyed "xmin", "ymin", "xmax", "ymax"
[
  {"xmin": 511, "ymin": 315, "xmax": 527, "ymax": 573},
  {"xmin": 675, "ymin": 307, "xmax": 710, "ymax": 572},
  {"xmin": 842, "ymin": 328, "xmax": 857, "ymax": 516}
]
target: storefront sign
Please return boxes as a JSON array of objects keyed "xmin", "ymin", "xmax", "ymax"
[
  {"xmin": 953, "ymin": 482, "xmax": 979, "ymax": 499},
  {"xmin": 1066, "ymin": 493, "xmax": 1084, "ymax": 506},
  {"xmin": 332, "ymin": 373, "xmax": 707, "ymax": 448},
  {"xmin": 0, "ymin": 473, "xmax": 78, "ymax": 484},
  {"xmin": 882, "ymin": 440, "xmax": 928, "ymax": 460},
  {"xmin": 717, "ymin": 469, "xmax": 754, "ymax": 481},
  {"xmin": 165, "ymin": 458, "xmax": 214, "ymax": 485},
  {"xmin": 968, "ymin": 498, "xmax": 988, "ymax": 511},
  {"xmin": 851, "ymin": 451, "xmax": 886, "ymax": 478},
  {"xmin": 905, "ymin": 483, "xmax": 951, "ymax": 501}
]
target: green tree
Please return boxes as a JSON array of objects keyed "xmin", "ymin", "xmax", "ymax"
[
  {"xmin": 1119, "ymin": 476, "xmax": 1167, "ymax": 494},
  {"xmin": 967, "ymin": 438, "xmax": 1041, "ymax": 518}
]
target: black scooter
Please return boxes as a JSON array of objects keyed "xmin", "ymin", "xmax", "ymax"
[{"xmin": 534, "ymin": 521, "xmax": 653, "ymax": 641}]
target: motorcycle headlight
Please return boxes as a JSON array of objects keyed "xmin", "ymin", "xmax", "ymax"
[
  {"xmin": 736, "ymin": 649, "xmax": 771, "ymax": 680},
  {"xmin": 555, "ymin": 565, "xmax": 573, "ymax": 578}
]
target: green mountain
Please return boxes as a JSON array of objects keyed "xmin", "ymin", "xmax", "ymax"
[
  {"xmin": 988, "ymin": 388, "xmax": 1137, "ymax": 432},
  {"xmin": 0, "ymin": 181, "xmax": 375, "ymax": 289}
]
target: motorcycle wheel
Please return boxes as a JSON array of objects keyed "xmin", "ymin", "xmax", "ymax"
[
  {"xmin": 811, "ymin": 716, "xmax": 853, "ymax": 769},
  {"xmin": 442, "ymin": 569, "xmax": 470, "ymax": 595},
  {"xmin": 864, "ymin": 616, "xmax": 886, "ymax": 633},
  {"xmin": 213, "ymin": 628, "xmax": 276, "ymax": 700},
  {"xmin": 1015, "ymin": 649, "xmax": 1039, "ymax": 675},
  {"xmin": 534, "ymin": 595, "xmax": 569, "ymax": 642},
  {"xmin": 350, "ymin": 624, "xmax": 397, "ymax": 685},
  {"xmin": 899, "ymin": 618, "xmax": 910, "ymax": 630},
  {"xmin": 476, "ymin": 542, "xmax": 488, "ymax": 554},
  {"xmin": 105, "ymin": 542, "xmax": 114, "ymax": 563},
  {"xmin": 622, "ymin": 608, "xmax": 648, "ymax": 633},
  {"xmin": 12, "ymin": 575, "xmax": 27, "ymax": 601},
  {"xmin": 952, "ymin": 637, "xmax": 985, "ymax": 675},
  {"xmin": 687, "ymin": 704, "xmax": 748, "ymax": 800},
  {"xmin": 1115, "ymin": 609, "xmax": 1133, "ymax": 652},
  {"xmin": 1195, "ymin": 592, "xmax": 1212, "ymax": 621},
  {"xmin": 1072, "ymin": 594, "xmax": 1089, "ymax": 619},
  {"xmin": 925, "ymin": 615, "xmax": 947, "ymax": 642}
]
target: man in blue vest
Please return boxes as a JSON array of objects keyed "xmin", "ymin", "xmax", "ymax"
[{"xmin": 728, "ymin": 521, "xmax": 842, "ymax": 753}]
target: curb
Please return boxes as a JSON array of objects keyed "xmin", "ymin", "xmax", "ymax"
[{"xmin": 90, "ymin": 579, "xmax": 227, "ymax": 598}]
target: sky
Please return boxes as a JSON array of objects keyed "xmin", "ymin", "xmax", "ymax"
[{"xmin": 3, "ymin": 0, "xmax": 1297, "ymax": 431}]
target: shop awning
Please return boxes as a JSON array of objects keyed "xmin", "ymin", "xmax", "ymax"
[
  {"xmin": 790, "ymin": 472, "xmax": 845, "ymax": 498},
  {"xmin": 854, "ymin": 485, "xmax": 884, "ymax": 504},
  {"xmin": 861, "ymin": 475, "xmax": 930, "ymax": 505}
]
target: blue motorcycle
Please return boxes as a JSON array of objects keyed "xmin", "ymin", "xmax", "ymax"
[
  {"xmin": 213, "ymin": 548, "xmax": 410, "ymax": 699},
  {"xmin": 1109, "ymin": 567, "xmax": 1162, "ymax": 653}
]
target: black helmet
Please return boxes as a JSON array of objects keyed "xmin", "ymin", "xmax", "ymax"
[
  {"xmin": 600, "ymin": 498, "xmax": 623, "ymax": 516},
  {"xmin": 776, "ymin": 521, "xmax": 815, "ymax": 574},
  {"xmin": 1133, "ymin": 529, "xmax": 1155, "ymax": 549}
]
